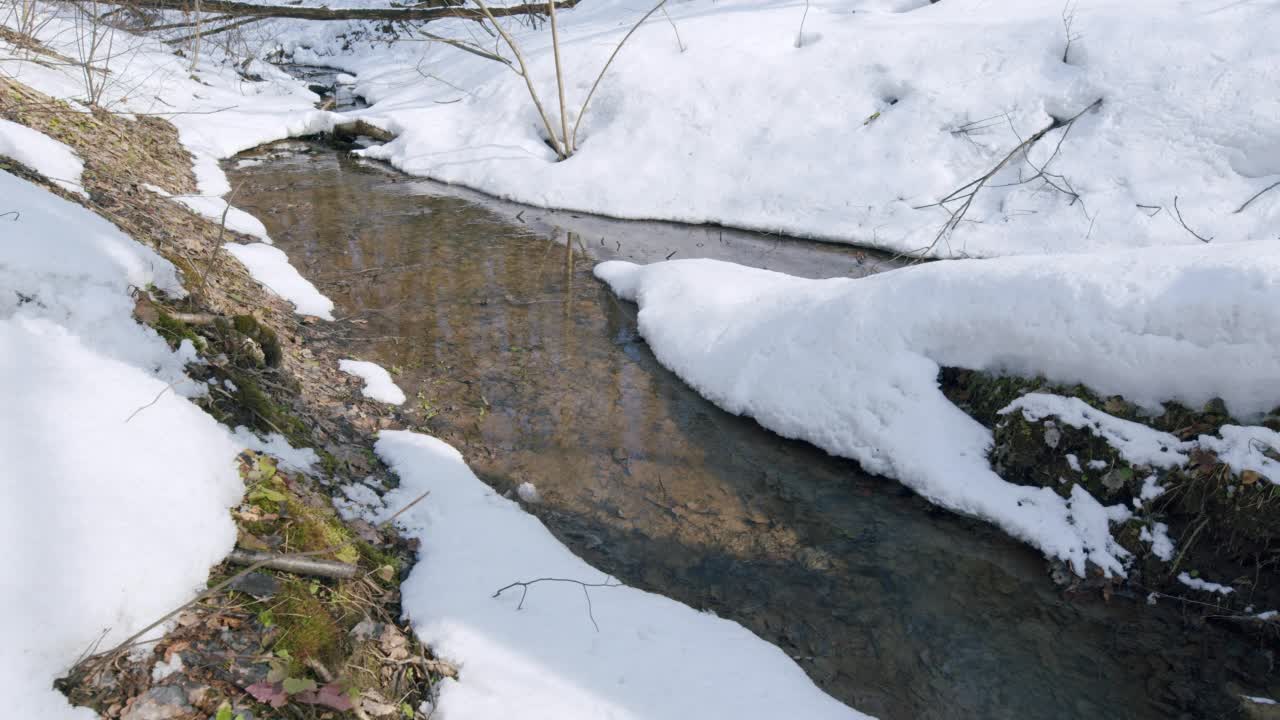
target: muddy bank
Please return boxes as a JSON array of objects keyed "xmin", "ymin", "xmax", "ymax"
[{"xmin": 228, "ymin": 140, "xmax": 1270, "ymax": 719}]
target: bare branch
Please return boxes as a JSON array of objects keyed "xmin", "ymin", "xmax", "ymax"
[
  {"xmin": 547, "ymin": 0, "xmax": 571, "ymax": 155},
  {"xmin": 906, "ymin": 98, "xmax": 1102, "ymax": 259},
  {"xmin": 472, "ymin": 0, "xmax": 567, "ymax": 158},
  {"xmin": 61, "ymin": 0, "xmax": 579, "ymax": 23},
  {"xmin": 492, "ymin": 576, "xmax": 622, "ymax": 632},
  {"xmin": 570, "ymin": 0, "xmax": 667, "ymax": 151},
  {"xmin": 226, "ymin": 550, "xmax": 358, "ymax": 579}
]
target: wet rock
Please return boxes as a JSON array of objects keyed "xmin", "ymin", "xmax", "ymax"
[{"xmin": 795, "ymin": 547, "xmax": 834, "ymax": 572}]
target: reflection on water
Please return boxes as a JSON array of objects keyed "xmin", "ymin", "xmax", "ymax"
[{"xmin": 230, "ymin": 143, "xmax": 1235, "ymax": 720}]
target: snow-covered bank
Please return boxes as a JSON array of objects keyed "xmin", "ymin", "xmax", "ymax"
[
  {"xmin": 1, "ymin": 11, "xmax": 336, "ymax": 316},
  {"xmin": 0, "ymin": 117, "xmax": 84, "ymax": 195},
  {"xmin": 0, "ymin": 171, "xmax": 245, "ymax": 718},
  {"xmin": 223, "ymin": 242, "xmax": 335, "ymax": 319},
  {"xmin": 594, "ymin": 244, "xmax": 1280, "ymax": 575},
  {"xmin": 360, "ymin": 430, "xmax": 866, "ymax": 720},
  {"xmin": 278, "ymin": 0, "xmax": 1280, "ymax": 257}
]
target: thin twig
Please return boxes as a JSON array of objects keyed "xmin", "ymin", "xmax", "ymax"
[
  {"xmin": 794, "ymin": 0, "xmax": 810, "ymax": 49},
  {"xmin": 570, "ymin": 0, "xmax": 667, "ymax": 151},
  {"xmin": 124, "ymin": 381, "xmax": 180, "ymax": 422},
  {"xmin": 1173, "ymin": 195, "xmax": 1213, "ymax": 243},
  {"xmin": 492, "ymin": 576, "xmax": 622, "ymax": 632},
  {"xmin": 660, "ymin": 5, "xmax": 684, "ymax": 52},
  {"xmin": 904, "ymin": 98, "xmax": 1102, "ymax": 260},
  {"xmin": 1234, "ymin": 180, "xmax": 1280, "ymax": 214}
]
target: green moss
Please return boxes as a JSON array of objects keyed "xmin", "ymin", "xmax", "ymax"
[
  {"xmin": 153, "ymin": 311, "xmax": 202, "ymax": 350},
  {"xmin": 355, "ymin": 540, "xmax": 402, "ymax": 579},
  {"xmin": 283, "ymin": 499, "xmax": 359, "ymax": 565},
  {"xmin": 316, "ymin": 449, "xmax": 342, "ymax": 478},
  {"xmin": 233, "ymin": 376, "xmax": 308, "ymax": 445},
  {"xmin": 232, "ymin": 314, "xmax": 283, "ymax": 367},
  {"xmin": 272, "ymin": 579, "xmax": 345, "ymax": 669}
]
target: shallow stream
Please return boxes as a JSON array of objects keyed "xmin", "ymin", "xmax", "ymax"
[{"xmin": 228, "ymin": 141, "xmax": 1244, "ymax": 720}]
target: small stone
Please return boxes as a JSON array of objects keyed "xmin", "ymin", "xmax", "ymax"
[
  {"xmin": 350, "ymin": 619, "xmax": 380, "ymax": 641},
  {"xmin": 121, "ymin": 685, "xmax": 193, "ymax": 720},
  {"xmin": 229, "ymin": 571, "xmax": 279, "ymax": 599}
]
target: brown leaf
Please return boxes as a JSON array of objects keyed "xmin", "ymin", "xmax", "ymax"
[{"xmin": 1241, "ymin": 469, "xmax": 1262, "ymax": 485}]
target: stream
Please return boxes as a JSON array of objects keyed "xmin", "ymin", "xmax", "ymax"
[{"xmin": 227, "ymin": 140, "xmax": 1246, "ymax": 719}]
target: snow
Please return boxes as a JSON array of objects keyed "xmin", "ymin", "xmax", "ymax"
[
  {"xmin": 1, "ymin": 10, "xmax": 333, "ymax": 319},
  {"xmin": 1139, "ymin": 522, "xmax": 1175, "ymax": 562},
  {"xmin": 259, "ymin": 0, "xmax": 1280, "ymax": 258},
  {"xmin": 151, "ymin": 653, "xmax": 185, "ymax": 681},
  {"xmin": 1177, "ymin": 572, "xmax": 1234, "ymax": 596},
  {"xmin": 338, "ymin": 359, "xmax": 406, "ymax": 405},
  {"xmin": 594, "ymin": 244, "xmax": 1280, "ymax": 576},
  {"xmin": 1065, "ymin": 453, "xmax": 1080, "ymax": 472},
  {"xmin": 139, "ymin": 181, "xmax": 273, "ymax": 242},
  {"xmin": 223, "ymin": 242, "xmax": 335, "ymax": 320},
  {"xmin": 1197, "ymin": 425, "xmax": 1280, "ymax": 484},
  {"xmin": 1001, "ymin": 394, "xmax": 1187, "ymax": 468},
  {"xmin": 334, "ymin": 482, "xmax": 384, "ymax": 521},
  {"xmin": 516, "ymin": 481, "xmax": 540, "ymax": 504},
  {"xmin": 1244, "ymin": 696, "xmax": 1278, "ymax": 706},
  {"xmin": 370, "ymin": 430, "xmax": 864, "ymax": 720},
  {"xmin": 0, "ymin": 172, "xmax": 244, "ymax": 719},
  {"xmin": 0, "ymin": 118, "xmax": 84, "ymax": 195},
  {"xmin": 231, "ymin": 426, "xmax": 320, "ymax": 475}
]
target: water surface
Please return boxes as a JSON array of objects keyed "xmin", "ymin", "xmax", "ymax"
[{"xmin": 229, "ymin": 142, "xmax": 1238, "ymax": 720}]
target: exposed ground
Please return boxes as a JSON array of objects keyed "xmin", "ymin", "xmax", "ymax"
[{"xmin": 1, "ymin": 72, "xmax": 449, "ymax": 719}]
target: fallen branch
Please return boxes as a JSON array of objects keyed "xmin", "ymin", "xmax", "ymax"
[
  {"xmin": 84, "ymin": 489, "xmax": 430, "ymax": 671},
  {"xmin": 164, "ymin": 15, "xmax": 261, "ymax": 44},
  {"xmin": 65, "ymin": 0, "xmax": 579, "ymax": 22},
  {"xmin": 908, "ymin": 98, "xmax": 1102, "ymax": 259},
  {"xmin": 227, "ymin": 550, "xmax": 358, "ymax": 579}
]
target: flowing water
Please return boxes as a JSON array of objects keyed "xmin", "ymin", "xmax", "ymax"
[{"xmin": 228, "ymin": 140, "xmax": 1244, "ymax": 720}]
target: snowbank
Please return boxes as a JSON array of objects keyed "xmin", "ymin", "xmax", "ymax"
[
  {"xmin": 594, "ymin": 243, "xmax": 1280, "ymax": 575},
  {"xmin": 281, "ymin": 0, "xmax": 1280, "ymax": 257},
  {"xmin": 369, "ymin": 430, "xmax": 865, "ymax": 720},
  {"xmin": 339, "ymin": 359, "xmax": 406, "ymax": 405},
  {"xmin": 1, "ymin": 11, "xmax": 333, "ymax": 313},
  {"xmin": 0, "ymin": 118, "xmax": 84, "ymax": 195},
  {"xmin": 0, "ymin": 172, "xmax": 244, "ymax": 718},
  {"xmin": 223, "ymin": 242, "xmax": 335, "ymax": 320}
]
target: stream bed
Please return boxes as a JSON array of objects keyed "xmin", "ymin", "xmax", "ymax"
[{"xmin": 227, "ymin": 141, "xmax": 1248, "ymax": 719}]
